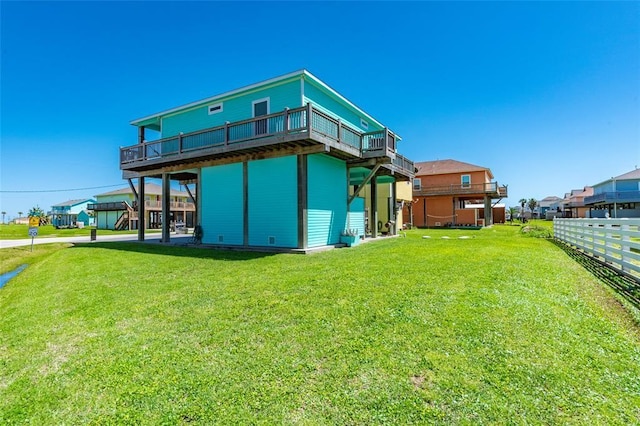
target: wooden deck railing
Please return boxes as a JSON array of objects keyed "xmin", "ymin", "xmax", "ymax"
[
  {"xmin": 120, "ymin": 103, "xmax": 413, "ymax": 176},
  {"xmin": 414, "ymin": 182, "xmax": 507, "ymax": 197},
  {"xmin": 88, "ymin": 201, "xmax": 195, "ymax": 211},
  {"xmin": 87, "ymin": 202, "xmax": 130, "ymax": 211},
  {"xmin": 554, "ymin": 218, "xmax": 640, "ymax": 282}
]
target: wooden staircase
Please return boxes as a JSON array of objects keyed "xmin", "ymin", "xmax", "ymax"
[{"xmin": 114, "ymin": 201, "xmax": 136, "ymax": 231}]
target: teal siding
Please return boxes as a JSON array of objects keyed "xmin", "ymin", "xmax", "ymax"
[
  {"xmin": 161, "ymin": 79, "xmax": 302, "ymax": 138},
  {"xmin": 96, "ymin": 211, "xmax": 120, "ymax": 230},
  {"xmin": 248, "ymin": 156, "xmax": 298, "ymax": 248},
  {"xmin": 77, "ymin": 210, "xmax": 90, "ymax": 226},
  {"xmin": 201, "ymin": 163, "xmax": 244, "ymax": 245},
  {"xmin": 347, "ymin": 197, "xmax": 365, "ymax": 237},
  {"xmin": 303, "ymin": 79, "xmax": 383, "ymax": 133},
  {"xmin": 307, "ymin": 154, "xmax": 347, "ymax": 247}
]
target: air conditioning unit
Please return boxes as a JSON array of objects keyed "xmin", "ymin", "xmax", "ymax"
[{"xmin": 435, "ymin": 222, "xmax": 441, "ymax": 227}]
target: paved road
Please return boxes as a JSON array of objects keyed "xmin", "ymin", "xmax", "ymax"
[{"xmin": 0, "ymin": 233, "xmax": 192, "ymax": 249}]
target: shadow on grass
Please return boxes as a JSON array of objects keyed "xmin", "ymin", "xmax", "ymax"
[
  {"xmin": 72, "ymin": 241, "xmax": 277, "ymax": 262},
  {"xmin": 551, "ymin": 239, "xmax": 640, "ymax": 310}
]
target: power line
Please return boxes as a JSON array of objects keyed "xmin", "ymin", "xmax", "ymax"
[{"xmin": 0, "ymin": 184, "xmax": 124, "ymax": 194}]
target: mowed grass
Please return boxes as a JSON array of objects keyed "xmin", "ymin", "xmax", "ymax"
[
  {"xmin": 0, "ymin": 224, "xmax": 159, "ymax": 240},
  {"xmin": 1, "ymin": 226, "xmax": 639, "ymax": 424}
]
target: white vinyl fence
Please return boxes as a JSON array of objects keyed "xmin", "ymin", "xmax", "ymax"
[{"xmin": 554, "ymin": 218, "xmax": 640, "ymax": 281}]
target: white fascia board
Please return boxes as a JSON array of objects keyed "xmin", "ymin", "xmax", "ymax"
[{"xmin": 130, "ymin": 69, "xmax": 306, "ymax": 127}]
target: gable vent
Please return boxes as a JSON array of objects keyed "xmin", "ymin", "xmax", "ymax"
[{"xmin": 208, "ymin": 103, "xmax": 223, "ymax": 115}]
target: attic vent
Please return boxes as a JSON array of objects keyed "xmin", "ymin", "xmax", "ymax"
[
  {"xmin": 268, "ymin": 236, "xmax": 276, "ymax": 245},
  {"xmin": 360, "ymin": 118, "xmax": 369, "ymax": 130},
  {"xmin": 208, "ymin": 103, "xmax": 223, "ymax": 115},
  {"xmin": 218, "ymin": 235, "xmax": 224, "ymax": 243}
]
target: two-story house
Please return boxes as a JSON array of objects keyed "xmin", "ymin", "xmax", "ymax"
[
  {"xmin": 89, "ymin": 182, "xmax": 195, "ymax": 230},
  {"xmin": 408, "ymin": 159, "xmax": 507, "ymax": 227},
  {"xmin": 118, "ymin": 70, "xmax": 415, "ymax": 249},
  {"xmin": 561, "ymin": 187, "xmax": 593, "ymax": 218},
  {"xmin": 585, "ymin": 168, "xmax": 640, "ymax": 218},
  {"xmin": 50, "ymin": 198, "xmax": 95, "ymax": 228}
]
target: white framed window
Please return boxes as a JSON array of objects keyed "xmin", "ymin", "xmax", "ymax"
[
  {"xmin": 413, "ymin": 178, "xmax": 421, "ymax": 190},
  {"xmin": 461, "ymin": 174, "xmax": 471, "ymax": 188},
  {"xmin": 208, "ymin": 102, "xmax": 223, "ymax": 115},
  {"xmin": 360, "ymin": 118, "xmax": 369, "ymax": 130}
]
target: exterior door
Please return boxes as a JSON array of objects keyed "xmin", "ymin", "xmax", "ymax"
[{"xmin": 253, "ymin": 98, "xmax": 269, "ymax": 136}]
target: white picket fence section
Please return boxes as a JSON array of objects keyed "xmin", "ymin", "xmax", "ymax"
[{"xmin": 554, "ymin": 218, "xmax": 640, "ymax": 281}]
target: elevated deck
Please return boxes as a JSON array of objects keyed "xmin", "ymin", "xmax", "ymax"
[
  {"xmin": 414, "ymin": 182, "xmax": 507, "ymax": 198},
  {"xmin": 120, "ymin": 104, "xmax": 414, "ymax": 180}
]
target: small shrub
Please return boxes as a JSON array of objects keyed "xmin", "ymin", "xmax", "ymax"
[{"xmin": 520, "ymin": 225, "xmax": 553, "ymax": 238}]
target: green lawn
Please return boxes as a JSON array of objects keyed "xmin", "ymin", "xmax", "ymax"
[
  {"xmin": 1, "ymin": 226, "xmax": 639, "ymax": 424},
  {"xmin": 0, "ymin": 224, "xmax": 159, "ymax": 239}
]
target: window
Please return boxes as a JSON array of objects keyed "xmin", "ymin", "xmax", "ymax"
[
  {"xmin": 413, "ymin": 178, "xmax": 421, "ymax": 190},
  {"xmin": 252, "ymin": 98, "xmax": 270, "ymax": 135},
  {"xmin": 461, "ymin": 175, "xmax": 471, "ymax": 188},
  {"xmin": 208, "ymin": 103, "xmax": 223, "ymax": 115}
]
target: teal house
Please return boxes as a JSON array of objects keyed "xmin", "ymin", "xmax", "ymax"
[
  {"xmin": 585, "ymin": 168, "xmax": 640, "ymax": 218},
  {"xmin": 120, "ymin": 70, "xmax": 415, "ymax": 250},
  {"xmin": 50, "ymin": 199, "xmax": 95, "ymax": 227}
]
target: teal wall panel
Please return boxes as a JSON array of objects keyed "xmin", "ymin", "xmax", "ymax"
[
  {"xmin": 161, "ymin": 79, "xmax": 302, "ymax": 138},
  {"xmin": 303, "ymin": 79, "xmax": 383, "ymax": 133},
  {"xmin": 348, "ymin": 197, "xmax": 365, "ymax": 237},
  {"xmin": 248, "ymin": 156, "xmax": 298, "ymax": 248},
  {"xmin": 307, "ymin": 154, "xmax": 347, "ymax": 247},
  {"xmin": 201, "ymin": 163, "xmax": 244, "ymax": 245}
]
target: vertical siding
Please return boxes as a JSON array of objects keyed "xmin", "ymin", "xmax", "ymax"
[
  {"xmin": 307, "ymin": 154, "xmax": 347, "ymax": 247},
  {"xmin": 201, "ymin": 163, "xmax": 244, "ymax": 245},
  {"xmin": 248, "ymin": 156, "xmax": 298, "ymax": 248},
  {"xmin": 161, "ymin": 79, "xmax": 303, "ymax": 137},
  {"xmin": 303, "ymin": 79, "xmax": 382, "ymax": 133}
]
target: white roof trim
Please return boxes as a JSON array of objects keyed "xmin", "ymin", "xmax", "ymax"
[{"xmin": 130, "ymin": 70, "xmax": 399, "ymax": 140}]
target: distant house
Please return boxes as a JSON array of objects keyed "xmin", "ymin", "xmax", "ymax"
[
  {"xmin": 562, "ymin": 187, "xmax": 593, "ymax": 218},
  {"xmin": 585, "ymin": 168, "xmax": 640, "ymax": 218},
  {"xmin": 50, "ymin": 198, "xmax": 96, "ymax": 227},
  {"xmin": 89, "ymin": 183, "xmax": 195, "ymax": 230},
  {"xmin": 13, "ymin": 217, "xmax": 29, "ymax": 225},
  {"xmin": 408, "ymin": 159, "xmax": 507, "ymax": 227},
  {"xmin": 539, "ymin": 195, "xmax": 563, "ymax": 219},
  {"xmin": 118, "ymin": 70, "xmax": 415, "ymax": 248}
]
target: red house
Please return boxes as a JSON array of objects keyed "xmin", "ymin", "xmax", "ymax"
[{"xmin": 407, "ymin": 159, "xmax": 507, "ymax": 227}]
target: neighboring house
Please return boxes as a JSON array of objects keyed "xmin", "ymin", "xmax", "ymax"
[
  {"xmin": 13, "ymin": 217, "xmax": 30, "ymax": 225},
  {"xmin": 89, "ymin": 182, "xmax": 195, "ymax": 230},
  {"xmin": 562, "ymin": 187, "xmax": 593, "ymax": 218},
  {"xmin": 539, "ymin": 195, "xmax": 563, "ymax": 219},
  {"xmin": 118, "ymin": 70, "xmax": 415, "ymax": 249},
  {"xmin": 408, "ymin": 159, "xmax": 507, "ymax": 227},
  {"xmin": 50, "ymin": 198, "xmax": 96, "ymax": 227},
  {"xmin": 585, "ymin": 168, "xmax": 640, "ymax": 218}
]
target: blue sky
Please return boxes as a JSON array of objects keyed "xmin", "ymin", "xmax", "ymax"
[{"xmin": 1, "ymin": 1, "xmax": 639, "ymax": 219}]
